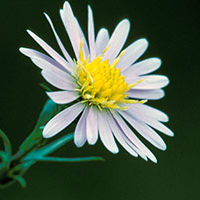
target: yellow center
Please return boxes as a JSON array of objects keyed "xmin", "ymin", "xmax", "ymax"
[{"xmin": 73, "ymin": 40, "xmax": 145, "ymax": 110}]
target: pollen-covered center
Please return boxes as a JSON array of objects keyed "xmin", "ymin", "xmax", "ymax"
[{"xmin": 73, "ymin": 41, "xmax": 144, "ymax": 110}]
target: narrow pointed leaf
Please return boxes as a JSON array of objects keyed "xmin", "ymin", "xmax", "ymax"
[
  {"xmin": 27, "ymin": 156, "xmax": 104, "ymax": 163},
  {"xmin": 12, "ymin": 175, "xmax": 26, "ymax": 188},
  {"xmin": 39, "ymin": 83, "xmax": 52, "ymax": 92},
  {"xmin": 20, "ymin": 99, "xmax": 58, "ymax": 151},
  {"xmin": 23, "ymin": 133, "xmax": 74, "ymax": 160},
  {"xmin": 0, "ymin": 129, "xmax": 12, "ymax": 156}
]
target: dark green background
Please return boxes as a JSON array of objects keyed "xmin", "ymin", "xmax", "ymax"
[{"xmin": 0, "ymin": 0, "xmax": 200, "ymax": 199}]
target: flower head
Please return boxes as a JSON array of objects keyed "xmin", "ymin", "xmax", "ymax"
[{"xmin": 20, "ymin": 1, "xmax": 173, "ymax": 163}]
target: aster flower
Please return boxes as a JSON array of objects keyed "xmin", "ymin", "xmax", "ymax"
[{"xmin": 20, "ymin": 1, "xmax": 173, "ymax": 163}]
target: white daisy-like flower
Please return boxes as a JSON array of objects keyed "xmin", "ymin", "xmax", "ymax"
[{"xmin": 20, "ymin": 1, "xmax": 173, "ymax": 163}]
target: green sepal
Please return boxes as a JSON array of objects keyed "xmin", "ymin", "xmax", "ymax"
[
  {"xmin": 39, "ymin": 83, "xmax": 52, "ymax": 92},
  {"xmin": 0, "ymin": 129, "xmax": 12, "ymax": 156},
  {"xmin": 19, "ymin": 99, "xmax": 58, "ymax": 151}
]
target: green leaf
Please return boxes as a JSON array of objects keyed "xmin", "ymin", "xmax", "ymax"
[
  {"xmin": 32, "ymin": 99, "xmax": 57, "ymax": 131},
  {"xmin": 24, "ymin": 133, "xmax": 74, "ymax": 160},
  {"xmin": 12, "ymin": 175, "xmax": 26, "ymax": 188},
  {"xmin": 25, "ymin": 156, "xmax": 104, "ymax": 163},
  {"xmin": 0, "ymin": 151, "xmax": 10, "ymax": 168},
  {"xmin": 19, "ymin": 99, "xmax": 58, "ymax": 151},
  {"xmin": 23, "ymin": 133, "xmax": 104, "ymax": 163},
  {"xmin": 0, "ymin": 129, "xmax": 12, "ymax": 156},
  {"xmin": 0, "ymin": 151, "xmax": 10, "ymax": 179}
]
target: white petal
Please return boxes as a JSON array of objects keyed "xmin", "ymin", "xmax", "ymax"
[
  {"xmin": 117, "ymin": 39, "xmax": 148, "ymax": 71},
  {"xmin": 126, "ymin": 75, "xmax": 169, "ymax": 89},
  {"xmin": 98, "ymin": 111, "xmax": 119, "ymax": 154},
  {"xmin": 43, "ymin": 102, "xmax": 85, "ymax": 138},
  {"xmin": 88, "ymin": 6, "xmax": 96, "ymax": 60},
  {"xmin": 74, "ymin": 107, "xmax": 89, "ymax": 147},
  {"xmin": 105, "ymin": 111, "xmax": 138, "ymax": 157},
  {"xmin": 86, "ymin": 106, "xmax": 98, "ymax": 145},
  {"xmin": 130, "ymin": 104, "xmax": 169, "ymax": 122},
  {"xmin": 146, "ymin": 119, "xmax": 174, "ymax": 137},
  {"xmin": 128, "ymin": 89, "xmax": 165, "ymax": 100},
  {"xmin": 19, "ymin": 48, "xmax": 67, "ymax": 72},
  {"xmin": 126, "ymin": 108, "xmax": 173, "ymax": 136},
  {"xmin": 41, "ymin": 69, "xmax": 76, "ymax": 91},
  {"xmin": 27, "ymin": 30, "xmax": 71, "ymax": 72},
  {"xmin": 95, "ymin": 28, "xmax": 109, "ymax": 56},
  {"xmin": 119, "ymin": 110, "xmax": 167, "ymax": 150},
  {"xmin": 103, "ymin": 19, "xmax": 130, "ymax": 63},
  {"xmin": 74, "ymin": 17, "xmax": 89, "ymax": 58},
  {"xmin": 60, "ymin": 2, "xmax": 82, "ymax": 59},
  {"xmin": 123, "ymin": 58, "xmax": 161, "ymax": 76},
  {"xmin": 114, "ymin": 112, "xmax": 157, "ymax": 163},
  {"xmin": 46, "ymin": 91, "xmax": 79, "ymax": 104},
  {"xmin": 31, "ymin": 56, "xmax": 76, "ymax": 90},
  {"xmin": 44, "ymin": 13, "xmax": 74, "ymax": 66}
]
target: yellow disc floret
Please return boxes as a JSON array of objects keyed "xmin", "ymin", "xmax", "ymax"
[{"xmin": 73, "ymin": 40, "xmax": 146, "ymax": 110}]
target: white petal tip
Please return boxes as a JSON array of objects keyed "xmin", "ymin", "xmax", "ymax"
[
  {"xmin": 19, "ymin": 47, "xmax": 24, "ymax": 53},
  {"xmin": 42, "ymin": 124, "xmax": 60, "ymax": 139},
  {"xmin": 161, "ymin": 144, "xmax": 167, "ymax": 151},
  {"xmin": 139, "ymin": 38, "xmax": 149, "ymax": 45},
  {"xmin": 151, "ymin": 157, "xmax": 157, "ymax": 163},
  {"xmin": 112, "ymin": 149, "xmax": 119, "ymax": 154},
  {"xmin": 26, "ymin": 29, "xmax": 31, "ymax": 34},
  {"xmin": 121, "ymin": 19, "xmax": 130, "ymax": 28},
  {"xmin": 168, "ymin": 130, "xmax": 174, "ymax": 137},
  {"xmin": 87, "ymin": 139, "xmax": 97, "ymax": 146},
  {"xmin": 19, "ymin": 48, "xmax": 30, "ymax": 57},
  {"xmin": 43, "ymin": 12, "xmax": 49, "ymax": 18},
  {"xmin": 63, "ymin": 1, "xmax": 71, "ymax": 10},
  {"xmin": 74, "ymin": 140, "xmax": 85, "ymax": 148},
  {"xmin": 42, "ymin": 130, "xmax": 53, "ymax": 139},
  {"xmin": 88, "ymin": 5, "xmax": 92, "ymax": 10}
]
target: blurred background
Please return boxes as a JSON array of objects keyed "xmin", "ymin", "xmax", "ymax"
[{"xmin": 0, "ymin": 0, "xmax": 200, "ymax": 199}]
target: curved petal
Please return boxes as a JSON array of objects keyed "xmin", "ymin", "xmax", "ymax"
[
  {"xmin": 27, "ymin": 30, "xmax": 71, "ymax": 72},
  {"xmin": 19, "ymin": 48, "xmax": 67, "ymax": 72},
  {"xmin": 145, "ymin": 119, "xmax": 174, "ymax": 137},
  {"xmin": 114, "ymin": 112, "xmax": 157, "ymax": 163},
  {"xmin": 95, "ymin": 28, "xmax": 109, "ymax": 56},
  {"xmin": 119, "ymin": 110, "xmax": 167, "ymax": 150},
  {"xmin": 74, "ymin": 17, "xmax": 89, "ymax": 58},
  {"xmin": 46, "ymin": 91, "xmax": 79, "ymax": 104},
  {"xmin": 43, "ymin": 102, "xmax": 85, "ymax": 138},
  {"xmin": 129, "ymin": 104, "xmax": 169, "ymax": 122},
  {"xmin": 117, "ymin": 39, "xmax": 148, "ymax": 71},
  {"xmin": 88, "ymin": 6, "xmax": 96, "ymax": 60},
  {"xmin": 41, "ymin": 69, "xmax": 76, "ymax": 91},
  {"xmin": 74, "ymin": 107, "xmax": 89, "ymax": 147},
  {"xmin": 126, "ymin": 75, "xmax": 169, "ymax": 89},
  {"xmin": 31, "ymin": 56, "xmax": 76, "ymax": 90},
  {"xmin": 44, "ymin": 13, "xmax": 74, "ymax": 66},
  {"xmin": 103, "ymin": 19, "xmax": 130, "ymax": 63},
  {"xmin": 125, "ymin": 108, "xmax": 173, "ymax": 136},
  {"xmin": 123, "ymin": 57, "xmax": 161, "ymax": 76},
  {"xmin": 86, "ymin": 106, "xmax": 98, "ymax": 145},
  {"xmin": 105, "ymin": 111, "xmax": 138, "ymax": 157},
  {"xmin": 128, "ymin": 89, "xmax": 165, "ymax": 100},
  {"xmin": 60, "ymin": 2, "xmax": 82, "ymax": 59},
  {"xmin": 98, "ymin": 110, "xmax": 119, "ymax": 154}
]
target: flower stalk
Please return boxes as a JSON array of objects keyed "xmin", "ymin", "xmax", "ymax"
[{"xmin": 0, "ymin": 99, "xmax": 103, "ymax": 189}]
